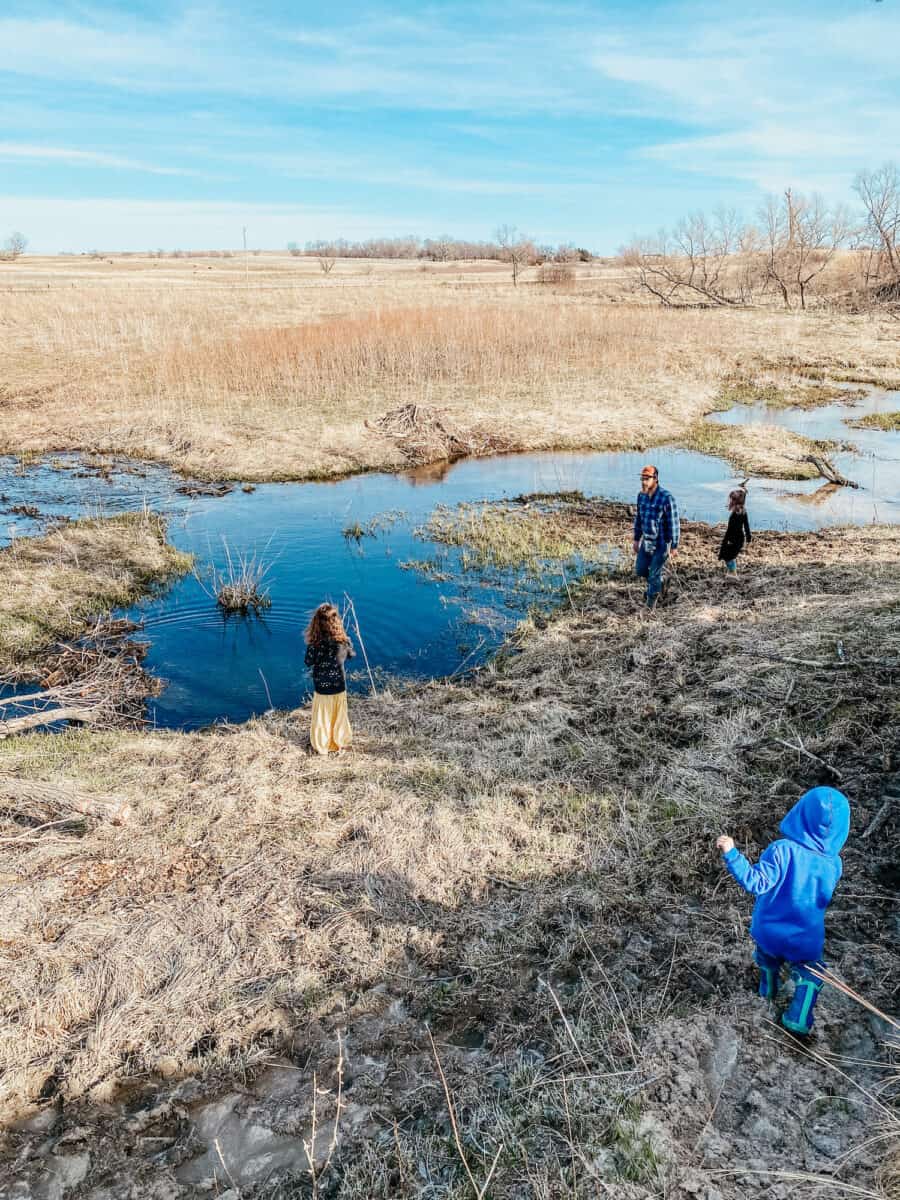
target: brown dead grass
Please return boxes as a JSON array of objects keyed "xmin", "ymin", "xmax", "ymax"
[
  {"xmin": 3, "ymin": 254, "xmax": 899, "ymax": 480},
  {"xmin": 0, "ymin": 507, "xmax": 897, "ymax": 1196},
  {"xmin": 0, "ymin": 514, "xmax": 192, "ymax": 674}
]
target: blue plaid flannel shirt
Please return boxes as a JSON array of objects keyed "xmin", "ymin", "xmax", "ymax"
[{"xmin": 634, "ymin": 486, "xmax": 680, "ymax": 553}]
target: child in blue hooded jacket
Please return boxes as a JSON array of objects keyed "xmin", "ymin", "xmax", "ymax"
[{"xmin": 716, "ymin": 785, "xmax": 850, "ymax": 1035}]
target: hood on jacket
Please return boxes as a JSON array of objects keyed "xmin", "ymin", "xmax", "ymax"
[{"xmin": 780, "ymin": 786, "xmax": 850, "ymax": 855}]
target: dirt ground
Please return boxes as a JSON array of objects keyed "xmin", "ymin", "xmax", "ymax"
[
  {"xmin": 0, "ymin": 505, "xmax": 897, "ymax": 1198},
  {"xmin": 3, "ymin": 254, "xmax": 899, "ymax": 481}
]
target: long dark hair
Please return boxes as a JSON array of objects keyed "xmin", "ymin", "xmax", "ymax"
[
  {"xmin": 728, "ymin": 487, "xmax": 747, "ymax": 515},
  {"xmin": 304, "ymin": 603, "xmax": 350, "ymax": 646}
]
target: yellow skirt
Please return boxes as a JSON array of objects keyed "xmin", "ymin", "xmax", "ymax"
[{"xmin": 310, "ymin": 690, "xmax": 352, "ymax": 755}]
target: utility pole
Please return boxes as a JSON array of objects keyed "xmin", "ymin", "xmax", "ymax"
[{"xmin": 243, "ymin": 225, "xmax": 249, "ymax": 288}]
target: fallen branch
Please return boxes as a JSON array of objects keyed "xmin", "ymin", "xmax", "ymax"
[
  {"xmin": 862, "ymin": 798, "xmax": 894, "ymax": 841},
  {"xmin": 768, "ymin": 736, "xmax": 843, "ymax": 782},
  {"xmin": 742, "ymin": 650, "xmax": 900, "ymax": 671},
  {"xmin": 801, "ymin": 453, "xmax": 859, "ymax": 489},
  {"xmin": 0, "ymin": 706, "xmax": 102, "ymax": 739},
  {"xmin": 0, "ymin": 775, "xmax": 132, "ymax": 824}
]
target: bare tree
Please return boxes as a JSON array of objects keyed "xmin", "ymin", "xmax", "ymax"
[
  {"xmin": 762, "ymin": 189, "xmax": 848, "ymax": 309},
  {"xmin": 305, "ymin": 240, "xmax": 336, "ymax": 273},
  {"xmin": 854, "ymin": 163, "xmax": 900, "ymax": 284},
  {"xmin": 287, "ymin": 241, "xmax": 302, "ymax": 257},
  {"xmin": 495, "ymin": 224, "xmax": 534, "ymax": 286},
  {"xmin": 0, "ymin": 231, "xmax": 27, "ymax": 261},
  {"xmin": 620, "ymin": 208, "xmax": 752, "ymax": 306}
]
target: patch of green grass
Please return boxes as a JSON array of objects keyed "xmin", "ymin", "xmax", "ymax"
[
  {"xmin": 847, "ymin": 410, "xmax": 900, "ymax": 432},
  {"xmin": 716, "ymin": 375, "xmax": 787, "ymax": 410},
  {"xmin": 608, "ymin": 1113, "xmax": 664, "ymax": 1185},
  {"xmin": 420, "ymin": 502, "xmax": 614, "ymax": 573}
]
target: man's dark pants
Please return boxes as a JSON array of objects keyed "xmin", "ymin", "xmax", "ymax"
[{"xmin": 635, "ymin": 543, "xmax": 669, "ymax": 606}]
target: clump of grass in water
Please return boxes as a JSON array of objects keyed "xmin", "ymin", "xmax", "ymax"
[
  {"xmin": 420, "ymin": 501, "xmax": 614, "ymax": 575},
  {"xmin": 197, "ymin": 536, "xmax": 274, "ymax": 613},
  {"xmin": 848, "ymin": 409, "xmax": 900, "ymax": 432},
  {"xmin": 343, "ymin": 510, "xmax": 407, "ymax": 541}
]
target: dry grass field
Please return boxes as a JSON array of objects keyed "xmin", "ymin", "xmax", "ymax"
[
  {"xmin": 1, "ymin": 258, "xmax": 899, "ymax": 1197},
  {"xmin": 3, "ymin": 253, "xmax": 899, "ymax": 480},
  {"xmin": 1, "ymin": 506, "xmax": 898, "ymax": 1198}
]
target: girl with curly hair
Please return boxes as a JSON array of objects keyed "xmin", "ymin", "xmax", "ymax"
[
  {"xmin": 304, "ymin": 602, "xmax": 355, "ymax": 755},
  {"xmin": 718, "ymin": 486, "xmax": 752, "ymax": 578}
]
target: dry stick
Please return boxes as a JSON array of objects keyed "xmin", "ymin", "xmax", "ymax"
[
  {"xmin": 540, "ymin": 977, "xmax": 590, "ymax": 1072},
  {"xmin": 0, "ymin": 818, "xmax": 74, "ymax": 843},
  {"xmin": 213, "ymin": 1138, "xmax": 240, "ymax": 1193},
  {"xmin": 808, "ymin": 966, "xmax": 900, "ymax": 1033},
  {"xmin": 862, "ymin": 797, "xmax": 894, "ymax": 840},
  {"xmin": 324, "ymin": 1030, "xmax": 345, "ymax": 1171},
  {"xmin": 0, "ymin": 687, "xmax": 70, "ymax": 708},
  {"xmin": 343, "ymin": 592, "xmax": 377, "ymax": 696},
  {"xmin": 769, "ymin": 735, "xmax": 844, "ymax": 782},
  {"xmin": 257, "ymin": 667, "xmax": 274, "ymax": 710},
  {"xmin": 447, "ymin": 637, "xmax": 487, "ymax": 681},
  {"xmin": 427, "ymin": 1028, "xmax": 503, "ymax": 1200},
  {"xmin": 0, "ymin": 705, "xmax": 102, "ymax": 738}
]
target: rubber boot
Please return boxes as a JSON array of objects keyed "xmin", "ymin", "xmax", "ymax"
[
  {"xmin": 753, "ymin": 948, "xmax": 781, "ymax": 1000},
  {"xmin": 781, "ymin": 965, "xmax": 823, "ymax": 1035}
]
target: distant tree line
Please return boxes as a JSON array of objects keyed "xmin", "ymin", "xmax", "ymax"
[
  {"xmin": 620, "ymin": 162, "xmax": 900, "ymax": 309},
  {"xmin": 287, "ymin": 232, "xmax": 593, "ymax": 266}
]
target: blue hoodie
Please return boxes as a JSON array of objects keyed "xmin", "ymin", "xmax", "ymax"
[{"xmin": 723, "ymin": 787, "xmax": 850, "ymax": 962}]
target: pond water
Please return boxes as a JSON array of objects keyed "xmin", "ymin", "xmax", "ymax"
[{"xmin": 2, "ymin": 386, "xmax": 898, "ymax": 730}]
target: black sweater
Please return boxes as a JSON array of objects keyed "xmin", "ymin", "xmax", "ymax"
[
  {"xmin": 304, "ymin": 639, "xmax": 355, "ymax": 695},
  {"xmin": 718, "ymin": 511, "xmax": 752, "ymax": 561}
]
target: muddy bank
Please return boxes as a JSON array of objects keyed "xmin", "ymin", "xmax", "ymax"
[{"xmin": 1, "ymin": 507, "xmax": 897, "ymax": 1198}]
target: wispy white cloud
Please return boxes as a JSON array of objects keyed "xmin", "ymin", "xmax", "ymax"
[
  {"xmin": 0, "ymin": 10, "xmax": 579, "ymax": 112},
  {"xmin": 590, "ymin": 4, "xmax": 900, "ymax": 196},
  {"xmin": 223, "ymin": 148, "xmax": 586, "ymax": 197},
  {"xmin": 0, "ymin": 142, "xmax": 209, "ymax": 177}
]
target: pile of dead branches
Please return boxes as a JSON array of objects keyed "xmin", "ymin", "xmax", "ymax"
[
  {"xmin": 0, "ymin": 618, "xmax": 157, "ymax": 738},
  {"xmin": 367, "ymin": 403, "xmax": 513, "ymax": 465}
]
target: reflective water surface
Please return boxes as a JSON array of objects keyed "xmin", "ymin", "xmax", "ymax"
[{"xmin": 2, "ymin": 385, "xmax": 898, "ymax": 729}]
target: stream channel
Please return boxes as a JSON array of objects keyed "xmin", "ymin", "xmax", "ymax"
[{"xmin": 2, "ymin": 387, "xmax": 899, "ymax": 730}]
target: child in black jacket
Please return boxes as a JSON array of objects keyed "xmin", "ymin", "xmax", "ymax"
[
  {"xmin": 304, "ymin": 603, "xmax": 355, "ymax": 754},
  {"xmin": 718, "ymin": 487, "xmax": 751, "ymax": 577}
]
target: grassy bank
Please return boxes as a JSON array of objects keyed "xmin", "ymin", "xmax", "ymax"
[
  {"xmin": 849, "ymin": 409, "xmax": 900, "ymax": 431},
  {"xmin": 1, "ymin": 506, "xmax": 897, "ymax": 1197},
  {"xmin": 680, "ymin": 417, "xmax": 835, "ymax": 479},
  {"xmin": 3, "ymin": 255, "xmax": 899, "ymax": 481},
  {"xmin": 0, "ymin": 513, "xmax": 192, "ymax": 674}
]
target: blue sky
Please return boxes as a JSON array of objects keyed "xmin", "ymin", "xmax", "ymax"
[{"xmin": 1, "ymin": 1, "xmax": 898, "ymax": 253}]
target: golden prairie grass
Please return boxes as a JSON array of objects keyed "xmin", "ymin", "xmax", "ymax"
[
  {"xmin": 0, "ymin": 508, "xmax": 897, "ymax": 1197},
  {"xmin": 3, "ymin": 254, "xmax": 899, "ymax": 480},
  {"xmin": 0, "ymin": 514, "xmax": 192, "ymax": 674}
]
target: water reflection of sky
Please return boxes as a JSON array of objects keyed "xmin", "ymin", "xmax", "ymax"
[{"xmin": 1, "ymin": 386, "xmax": 898, "ymax": 729}]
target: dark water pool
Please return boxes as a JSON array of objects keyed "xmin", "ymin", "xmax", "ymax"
[{"xmin": 2, "ymin": 387, "xmax": 899, "ymax": 730}]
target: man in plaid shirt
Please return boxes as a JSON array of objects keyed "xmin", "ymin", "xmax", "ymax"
[{"xmin": 633, "ymin": 464, "xmax": 680, "ymax": 609}]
